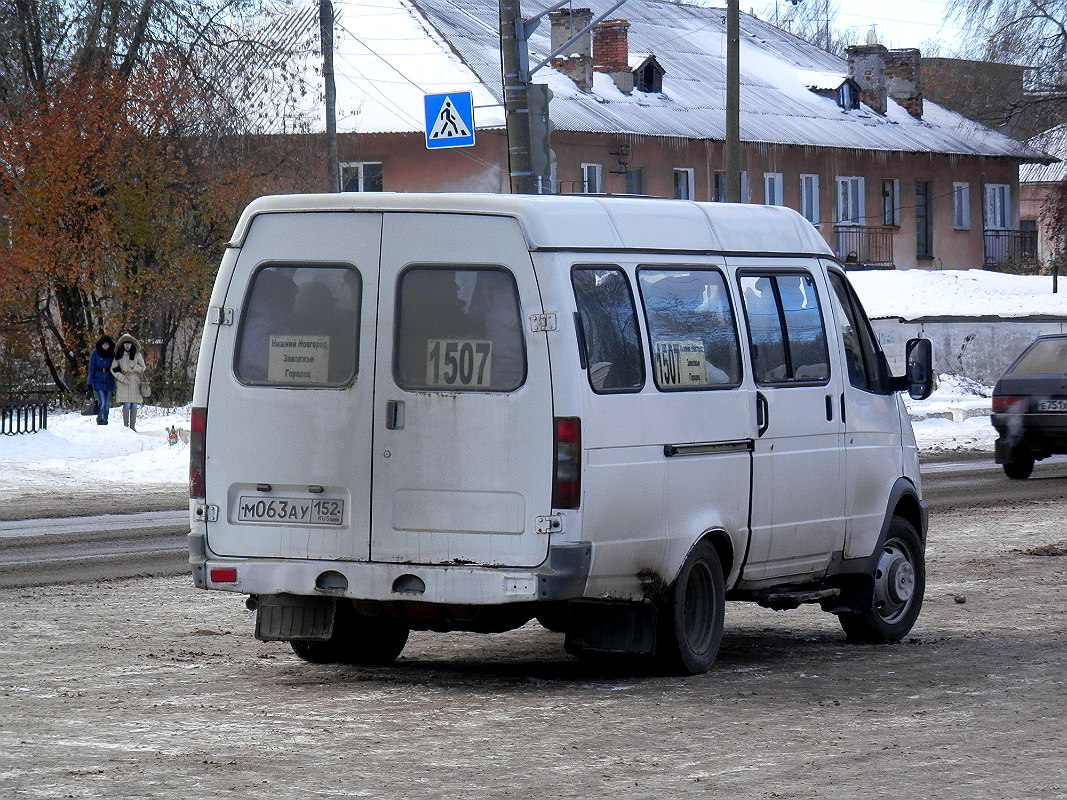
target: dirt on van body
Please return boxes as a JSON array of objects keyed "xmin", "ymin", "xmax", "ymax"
[{"xmin": 1, "ymin": 494, "xmax": 1064, "ymax": 798}]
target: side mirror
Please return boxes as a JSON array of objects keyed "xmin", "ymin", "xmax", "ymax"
[{"xmin": 903, "ymin": 337, "xmax": 934, "ymax": 400}]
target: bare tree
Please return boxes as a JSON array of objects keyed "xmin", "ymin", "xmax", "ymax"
[{"xmin": 947, "ymin": 0, "xmax": 1067, "ymax": 132}]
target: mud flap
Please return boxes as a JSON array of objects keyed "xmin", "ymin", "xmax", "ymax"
[
  {"xmin": 254, "ymin": 594, "xmax": 336, "ymax": 642},
  {"xmin": 563, "ymin": 599, "xmax": 658, "ymax": 656}
]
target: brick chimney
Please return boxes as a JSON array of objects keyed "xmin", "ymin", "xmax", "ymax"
[
  {"xmin": 550, "ymin": 8, "xmax": 594, "ymax": 91},
  {"xmin": 884, "ymin": 48, "xmax": 924, "ymax": 118},
  {"xmin": 593, "ymin": 19, "xmax": 633, "ymax": 93},
  {"xmin": 846, "ymin": 44, "xmax": 888, "ymax": 115}
]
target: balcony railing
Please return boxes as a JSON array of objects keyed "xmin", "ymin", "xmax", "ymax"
[
  {"xmin": 833, "ymin": 225, "xmax": 894, "ymax": 268},
  {"xmin": 984, "ymin": 229, "xmax": 1038, "ymax": 269}
]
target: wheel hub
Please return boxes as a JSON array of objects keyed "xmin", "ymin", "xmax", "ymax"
[{"xmin": 873, "ymin": 541, "xmax": 916, "ymax": 622}]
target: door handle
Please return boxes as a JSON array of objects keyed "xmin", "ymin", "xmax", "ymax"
[
  {"xmin": 825, "ymin": 394, "xmax": 834, "ymax": 421},
  {"xmin": 756, "ymin": 391, "xmax": 769, "ymax": 437},
  {"xmin": 386, "ymin": 399, "xmax": 405, "ymax": 430}
]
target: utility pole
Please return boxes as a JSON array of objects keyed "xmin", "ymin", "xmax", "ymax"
[
  {"xmin": 500, "ymin": 0, "xmax": 534, "ymax": 194},
  {"xmin": 725, "ymin": 0, "xmax": 741, "ymax": 202},
  {"xmin": 500, "ymin": 0, "xmax": 628, "ymax": 195},
  {"xmin": 320, "ymin": 0, "xmax": 340, "ymax": 192}
]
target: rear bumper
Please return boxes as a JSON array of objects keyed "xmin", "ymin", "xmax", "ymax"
[{"xmin": 189, "ymin": 531, "xmax": 590, "ymax": 604}]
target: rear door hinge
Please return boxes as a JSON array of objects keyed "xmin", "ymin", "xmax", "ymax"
[
  {"xmin": 529, "ymin": 312, "xmax": 558, "ymax": 333},
  {"xmin": 208, "ymin": 306, "xmax": 234, "ymax": 326},
  {"xmin": 194, "ymin": 502, "xmax": 219, "ymax": 522},
  {"xmin": 535, "ymin": 514, "xmax": 563, "ymax": 534}
]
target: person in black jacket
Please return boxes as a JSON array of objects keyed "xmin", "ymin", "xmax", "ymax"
[{"xmin": 87, "ymin": 335, "xmax": 116, "ymax": 425}]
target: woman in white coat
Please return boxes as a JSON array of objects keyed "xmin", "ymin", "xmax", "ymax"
[{"xmin": 111, "ymin": 333, "xmax": 147, "ymax": 430}]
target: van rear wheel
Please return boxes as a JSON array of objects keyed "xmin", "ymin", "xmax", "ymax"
[
  {"xmin": 654, "ymin": 540, "xmax": 725, "ymax": 675},
  {"xmin": 291, "ymin": 602, "xmax": 409, "ymax": 665},
  {"xmin": 838, "ymin": 516, "xmax": 925, "ymax": 644}
]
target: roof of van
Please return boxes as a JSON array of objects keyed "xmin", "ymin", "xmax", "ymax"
[{"xmin": 231, "ymin": 193, "xmax": 836, "ymax": 257}]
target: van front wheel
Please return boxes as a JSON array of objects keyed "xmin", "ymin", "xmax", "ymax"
[
  {"xmin": 838, "ymin": 516, "xmax": 925, "ymax": 644},
  {"xmin": 654, "ymin": 540, "xmax": 725, "ymax": 675}
]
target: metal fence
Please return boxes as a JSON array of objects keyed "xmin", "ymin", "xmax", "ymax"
[
  {"xmin": 1, "ymin": 400, "xmax": 48, "ymax": 435},
  {"xmin": 833, "ymin": 225, "xmax": 895, "ymax": 268},
  {"xmin": 984, "ymin": 229, "xmax": 1039, "ymax": 269}
]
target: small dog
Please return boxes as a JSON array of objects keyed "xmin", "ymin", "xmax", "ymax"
[{"xmin": 167, "ymin": 426, "xmax": 179, "ymax": 446}]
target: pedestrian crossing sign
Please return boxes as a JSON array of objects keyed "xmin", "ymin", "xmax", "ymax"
[{"xmin": 424, "ymin": 91, "xmax": 476, "ymax": 149}]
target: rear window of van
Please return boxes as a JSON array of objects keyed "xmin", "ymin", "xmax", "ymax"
[
  {"xmin": 394, "ymin": 266, "xmax": 526, "ymax": 392},
  {"xmin": 235, "ymin": 265, "xmax": 361, "ymax": 387}
]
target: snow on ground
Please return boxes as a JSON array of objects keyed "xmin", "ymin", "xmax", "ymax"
[
  {"xmin": 0, "ymin": 270, "xmax": 1058, "ymax": 493},
  {"xmin": 0, "ymin": 406, "xmax": 192, "ymax": 493},
  {"xmin": 0, "ymin": 378, "xmax": 998, "ymax": 495}
]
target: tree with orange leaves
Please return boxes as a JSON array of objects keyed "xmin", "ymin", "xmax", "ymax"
[{"xmin": 0, "ymin": 0, "xmax": 317, "ymax": 398}]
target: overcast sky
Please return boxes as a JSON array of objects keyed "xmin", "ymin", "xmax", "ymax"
[{"xmin": 743, "ymin": 0, "xmax": 970, "ymax": 52}]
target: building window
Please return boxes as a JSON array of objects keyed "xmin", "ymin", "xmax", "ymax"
[
  {"xmin": 916, "ymin": 181, "xmax": 932, "ymax": 259},
  {"xmin": 838, "ymin": 82, "xmax": 859, "ymax": 110},
  {"xmin": 713, "ymin": 172, "xmax": 726, "ymax": 202},
  {"xmin": 800, "ymin": 174, "xmax": 820, "ymax": 225},
  {"xmin": 340, "ymin": 162, "xmax": 383, "ymax": 192},
  {"xmin": 984, "ymin": 184, "xmax": 1010, "ymax": 229},
  {"xmin": 581, "ymin": 163, "xmax": 602, "ymax": 194},
  {"xmin": 673, "ymin": 168, "xmax": 695, "ymax": 200},
  {"xmin": 881, "ymin": 179, "xmax": 899, "ymax": 227},
  {"xmin": 625, "ymin": 168, "xmax": 643, "ymax": 195},
  {"xmin": 836, "ymin": 177, "xmax": 865, "ymax": 225},
  {"xmin": 764, "ymin": 173, "xmax": 784, "ymax": 206},
  {"xmin": 713, "ymin": 171, "xmax": 748, "ymax": 202},
  {"xmin": 953, "ymin": 182, "xmax": 971, "ymax": 230}
]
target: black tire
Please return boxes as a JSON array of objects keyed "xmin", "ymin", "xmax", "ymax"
[
  {"xmin": 1003, "ymin": 448, "xmax": 1035, "ymax": 480},
  {"xmin": 839, "ymin": 516, "xmax": 925, "ymax": 644},
  {"xmin": 291, "ymin": 603, "xmax": 409, "ymax": 665},
  {"xmin": 654, "ymin": 540, "xmax": 725, "ymax": 675}
]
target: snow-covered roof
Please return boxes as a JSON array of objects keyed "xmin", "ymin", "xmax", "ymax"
[
  {"xmin": 1021, "ymin": 124, "xmax": 1067, "ymax": 184},
  {"xmin": 271, "ymin": 0, "xmax": 1051, "ymax": 163}
]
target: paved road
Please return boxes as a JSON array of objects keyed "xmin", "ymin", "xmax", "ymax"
[
  {"xmin": 1, "ymin": 455, "xmax": 1063, "ymax": 589},
  {"xmin": 0, "ymin": 510, "xmax": 188, "ymax": 588}
]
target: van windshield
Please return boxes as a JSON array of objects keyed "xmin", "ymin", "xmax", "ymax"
[
  {"xmin": 234, "ymin": 265, "xmax": 361, "ymax": 387},
  {"xmin": 394, "ymin": 266, "xmax": 526, "ymax": 392}
]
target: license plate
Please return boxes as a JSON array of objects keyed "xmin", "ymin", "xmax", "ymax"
[
  {"xmin": 237, "ymin": 496, "xmax": 344, "ymax": 525},
  {"xmin": 1038, "ymin": 399, "xmax": 1067, "ymax": 412}
]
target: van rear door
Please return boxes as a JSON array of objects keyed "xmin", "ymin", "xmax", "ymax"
[
  {"xmin": 370, "ymin": 213, "xmax": 554, "ymax": 568},
  {"xmin": 204, "ymin": 211, "xmax": 382, "ymax": 561}
]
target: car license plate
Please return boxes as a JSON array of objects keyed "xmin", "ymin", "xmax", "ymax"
[
  {"xmin": 237, "ymin": 496, "xmax": 344, "ymax": 525},
  {"xmin": 1038, "ymin": 399, "xmax": 1067, "ymax": 412}
]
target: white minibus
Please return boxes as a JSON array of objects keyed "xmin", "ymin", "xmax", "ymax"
[{"xmin": 189, "ymin": 193, "xmax": 934, "ymax": 674}]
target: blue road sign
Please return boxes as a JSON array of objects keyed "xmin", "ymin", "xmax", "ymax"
[{"xmin": 424, "ymin": 92, "xmax": 476, "ymax": 149}]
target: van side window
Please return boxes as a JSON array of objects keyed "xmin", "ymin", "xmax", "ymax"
[
  {"xmin": 572, "ymin": 267, "xmax": 644, "ymax": 393},
  {"xmin": 235, "ymin": 265, "xmax": 361, "ymax": 387},
  {"xmin": 395, "ymin": 267, "xmax": 526, "ymax": 392},
  {"xmin": 740, "ymin": 272, "xmax": 830, "ymax": 384},
  {"xmin": 638, "ymin": 268, "xmax": 742, "ymax": 390},
  {"xmin": 828, "ymin": 271, "xmax": 889, "ymax": 394}
]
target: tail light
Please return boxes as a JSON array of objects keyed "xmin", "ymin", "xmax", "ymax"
[
  {"xmin": 552, "ymin": 417, "xmax": 581, "ymax": 509},
  {"xmin": 992, "ymin": 395, "xmax": 1024, "ymax": 414},
  {"xmin": 189, "ymin": 406, "xmax": 207, "ymax": 498}
]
